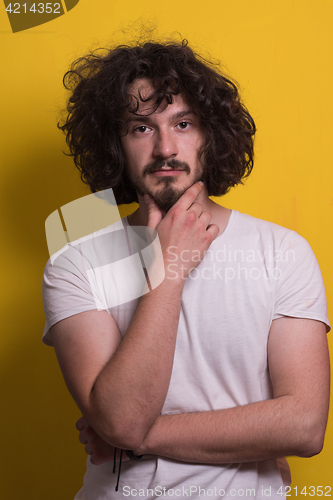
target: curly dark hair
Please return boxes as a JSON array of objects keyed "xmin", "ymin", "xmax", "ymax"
[{"xmin": 59, "ymin": 40, "xmax": 256, "ymax": 204}]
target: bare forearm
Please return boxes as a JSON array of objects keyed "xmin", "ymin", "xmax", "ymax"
[
  {"xmin": 54, "ymin": 184, "xmax": 218, "ymax": 449},
  {"xmin": 89, "ymin": 278, "xmax": 184, "ymax": 448},
  {"xmin": 136, "ymin": 396, "xmax": 326, "ymax": 463}
]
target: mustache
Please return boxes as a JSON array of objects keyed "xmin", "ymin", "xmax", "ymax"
[{"xmin": 143, "ymin": 159, "xmax": 191, "ymax": 176}]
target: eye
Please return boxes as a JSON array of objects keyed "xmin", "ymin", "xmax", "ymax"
[
  {"xmin": 177, "ymin": 122, "xmax": 190, "ymax": 130},
  {"xmin": 134, "ymin": 125, "xmax": 149, "ymax": 133}
]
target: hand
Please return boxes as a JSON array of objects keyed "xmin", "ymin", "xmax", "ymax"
[
  {"xmin": 145, "ymin": 182, "xmax": 219, "ymax": 281},
  {"xmin": 76, "ymin": 416, "xmax": 129, "ymax": 465}
]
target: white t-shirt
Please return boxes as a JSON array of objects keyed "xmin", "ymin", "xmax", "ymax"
[{"xmin": 42, "ymin": 210, "xmax": 330, "ymax": 500}]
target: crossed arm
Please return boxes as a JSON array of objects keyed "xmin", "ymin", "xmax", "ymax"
[
  {"xmin": 132, "ymin": 317, "xmax": 330, "ymax": 464},
  {"xmin": 54, "ymin": 309, "xmax": 330, "ymax": 466},
  {"xmin": 51, "ymin": 184, "xmax": 330, "ymax": 465}
]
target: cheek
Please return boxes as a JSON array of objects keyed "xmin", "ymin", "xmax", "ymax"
[
  {"xmin": 185, "ymin": 133, "xmax": 204, "ymax": 152},
  {"xmin": 187, "ymin": 141, "xmax": 204, "ymax": 164},
  {"xmin": 121, "ymin": 147, "xmax": 137, "ymax": 173},
  {"xmin": 120, "ymin": 138, "xmax": 128, "ymax": 159},
  {"xmin": 122, "ymin": 139, "xmax": 147, "ymax": 163}
]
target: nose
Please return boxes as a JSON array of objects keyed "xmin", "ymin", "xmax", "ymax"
[{"xmin": 153, "ymin": 128, "xmax": 178, "ymax": 159}]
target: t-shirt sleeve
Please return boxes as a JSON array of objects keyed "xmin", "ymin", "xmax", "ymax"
[
  {"xmin": 42, "ymin": 245, "xmax": 107, "ymax": 346},
  {"xmin": 272, "ymin": 230, "xmax": 330, "ymax": 332}
]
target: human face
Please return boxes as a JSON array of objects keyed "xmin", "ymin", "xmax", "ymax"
[{"xmin": 121, "ymin": 79, "xmax": 205, "ymax": 212}]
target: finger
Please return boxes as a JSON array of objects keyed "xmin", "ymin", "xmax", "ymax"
[
  {"xmin": 78, "ymin": 423, "xmax": 94, "ymax": 444},
  {"xmin": 76, "ymin": 416, "xmax": 87, "ymax": 431},
  {"xmin": 206, "ymin": 223, "xmax": 220, "ymax": 240},
  {"xmin": 145, "ymin": 195, "xmax": 163, "ymax": 229},
  {"xmin": 90, "ymin": 454, "xmax": 99, "ymax": 465},
  {"xmin": 172, "ymin": 181, "xmax": 204, "ymax": 211},
  {"xmin": 198, "ymin": 210, "xmax": 212, "ymax": 227},
  {"xmin": 85, "ymin": 443, "xmax": 93, "ymax": 456},
  {"xmin": 187, "ymin": 202, "xmax": 203, "ymax": 217},
  {"xmin": 78, "ymin": 430, "xmax": 88, "ymax": 444}
]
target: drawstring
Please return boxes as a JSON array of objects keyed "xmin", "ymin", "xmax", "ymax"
[
  {"xmin": 113, "ymin": 447, "xmax": 117, "ymax": 474},
  {"xmin": 113, "ymin": 448, "xmax": 123, "ymax": 491},
  {"xmin": 113, "ymin": 448, "xmax": 143, "ymax": 492}
]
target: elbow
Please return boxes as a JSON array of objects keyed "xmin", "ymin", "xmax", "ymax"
[
  {"xmin": 297, "ymin": 432, "xmax": 325, "ymax": 458},
  {"xmin": 87, "ymin": 403, "xmax": 147, "ymax": 449},
  {"xmin": 103, "ymin": 423, "xmax": 146, "ymax": 450},
  {"xmin": 295, "ymin": 416, "xmax": 327, "ymax": 458},
  {"xmin": 87, "ymin": 386, "xmax": 151, "ymax": 450},
  {"xmin": 298, "ymin": 441, "xmax": 324, "ymax": 458}
]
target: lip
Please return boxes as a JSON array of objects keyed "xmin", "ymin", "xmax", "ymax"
[{"xmin": 151, "ymin": 170, "xmax": 184, "ymax": 177}]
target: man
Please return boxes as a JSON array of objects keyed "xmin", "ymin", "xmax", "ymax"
[{"xmin": 42, "ymin": 41, "xmax": 330, "ymax": 499}]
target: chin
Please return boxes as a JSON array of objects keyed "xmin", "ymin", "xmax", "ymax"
[
  {"xmin": 135, "ymin": 174, "xmax": 203, "ymax": 212},
  {"xmin": 150, "ymin": 184, "xmax": 187, "ymax": 212}
]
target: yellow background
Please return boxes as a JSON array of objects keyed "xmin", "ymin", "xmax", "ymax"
[{"xmin": 0, "ymin": 1, "xmax": 332, "ymax": 498}]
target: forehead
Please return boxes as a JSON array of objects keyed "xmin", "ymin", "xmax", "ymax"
[{"xmin": 126, "ymin": 78, "xmax": 190, "ymax": 116}]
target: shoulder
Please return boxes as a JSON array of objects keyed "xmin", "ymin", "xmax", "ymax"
[
  {"xmin": 232, "ymin": 210, "xmax": 293, "ymax": 235},
  {"xmin": 45, "ymin": 217, "xmax": 128, "ymax": 274},
  {"xmin": 42, "ymin": 217, "xmax": 129, "ymax": 343},
  {"xmin": 230, "ymin": 210, "xmax": 310, "ymax": 249}
]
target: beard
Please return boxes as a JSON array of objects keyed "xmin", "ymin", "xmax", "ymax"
[
  {"xmin": 128, "ymin": 159, "xmax": 203, "ymax": 212},
  {"xmin": 148, "ymin": 181, "xmax": 187, "ymax": 212}
]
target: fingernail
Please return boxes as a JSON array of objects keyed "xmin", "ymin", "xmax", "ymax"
[{"xmin": 198, "ymin": 181, "xmax": 204, "ymax": 186}]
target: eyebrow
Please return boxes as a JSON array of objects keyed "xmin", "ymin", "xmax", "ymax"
[{"xmin": 125, "ymin": 110, "xmax": 197, "ymax": 123}]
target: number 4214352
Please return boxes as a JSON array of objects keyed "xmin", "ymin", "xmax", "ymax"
[
  {"xmin": 278, "ymin": 486, "xmax": 331, "ymax": 496},
  {"xmin": 6, "ymin": 3, "xmax": 61, "ymax": 14}
]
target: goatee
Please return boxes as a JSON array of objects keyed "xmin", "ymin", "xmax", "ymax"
[
  {"xmin": 150, "ymin": 182, "xmax": 188, "ymax": 212},
  {"xmin": 128, "ymin": 158, "xmax": 203, "ymax": 212}
]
